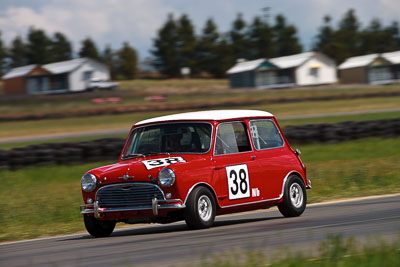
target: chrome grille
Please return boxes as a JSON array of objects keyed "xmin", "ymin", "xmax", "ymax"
[{"xmin": 96, "ymin": 183, "xmax": 164, "ymax": 207}]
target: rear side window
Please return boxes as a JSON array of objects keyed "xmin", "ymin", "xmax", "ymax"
[
  {"xmin": 249, "ymin": 120, "xmax": 284, "ymax": 150},
  {"xmin": 215, "ymin": 122, "xmax": 252, "ymax": 155}
]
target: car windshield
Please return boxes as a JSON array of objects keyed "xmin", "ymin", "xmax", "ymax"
[{"xmin": 122, "ymin": 123, "xmax": 212, "ymax": 159}]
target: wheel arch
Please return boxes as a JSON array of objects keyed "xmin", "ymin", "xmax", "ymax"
[
  {"xmin": 183, "ymin": 182, "xmax": 220, "ymax": 208},
  {"xmin": 279, "ymin": 170, "xmax": 305, "ymax": 199}
]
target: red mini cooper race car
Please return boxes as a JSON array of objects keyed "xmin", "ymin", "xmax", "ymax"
[{"xmin": 80, "ymin": 110, "xmax": 311, "ymax": 237}]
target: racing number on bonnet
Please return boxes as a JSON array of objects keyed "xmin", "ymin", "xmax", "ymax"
[
  {"xmin": 142, "ymin": 157, "xmax": 186, "ymax": 170},
  {"xmin": 226, "ymin": 164, "xmax": 250, "ymax": 200}
]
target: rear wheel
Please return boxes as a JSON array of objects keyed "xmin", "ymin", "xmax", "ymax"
[
  {"xmin": 84, "ymin": 214, "xmax": 116, "ymax": 237},
  {"xmin": 184, "ymin": 186, "xmax": 216, "ymax": 229},
  {"xmin": 278, "ymin": 175, "xmax": 307, "ymax": 217}
]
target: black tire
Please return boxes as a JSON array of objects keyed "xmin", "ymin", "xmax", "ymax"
[
  {"xmin": 83, "ymin": 214, "xmax": 116, "ymax": 237},
  {"xmin": 184, "ymin": 186, "xmax": 216, "ymax": 229},
  {"xmin": 278, "ymin": 175, "xmax": 307, "ymax": 217}
]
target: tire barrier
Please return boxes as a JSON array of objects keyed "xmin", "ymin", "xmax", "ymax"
[
  {"xmin": 0, "ymin": 118, "xmax": 399, "ymax": 170},
  {"xmin": 0, "ymin": 138, "xmax": 125, "ymax": 171},
  {"xmin": 283, "ymin": 118, "xmax": 400, "ymax": 144}
]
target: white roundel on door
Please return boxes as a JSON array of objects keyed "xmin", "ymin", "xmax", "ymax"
[{"xmin": 226, "ymin": 164, "xmax": 250, "ymax": 200}]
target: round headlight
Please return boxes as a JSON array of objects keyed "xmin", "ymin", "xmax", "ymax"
[
  {"xmin": 81, "ymin": 173, "xmax": 97, "ymax": 192},
  {"xmin": 158, "ymin": 168, "xmax": 176, "ymax": 187}
]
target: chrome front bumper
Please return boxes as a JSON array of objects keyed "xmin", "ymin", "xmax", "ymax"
[
  {"xmin": 306, "ymin": 178, "xmax": 312, "ymax": 189},
  {"xmin": 80, "ymin": 198, "xmax": 185, "ymax": 218}
]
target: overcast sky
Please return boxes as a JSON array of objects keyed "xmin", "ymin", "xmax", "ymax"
[{"xmin": 0, "ymin": 0, "xmax": 399, "ymax": 60}]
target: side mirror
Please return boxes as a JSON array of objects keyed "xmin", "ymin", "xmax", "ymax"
[{"xmin": 294, "ymin": 148, "xmax": 301, "ymax": 156}]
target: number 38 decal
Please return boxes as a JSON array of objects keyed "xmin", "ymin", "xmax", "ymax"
[{"xmin": 226, "ymin": 164, "xmax": 250, "ymax": 200}]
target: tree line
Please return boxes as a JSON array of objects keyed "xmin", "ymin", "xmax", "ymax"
[
  {"xmin": 152, "ymin": 11, "xmax": 302, "ymax": 78},
  {"xmin": 0, "ymin": 8, "xmax": 399, "ymax": 79},
  {"xmin": 0, "ymin": 27, "xmax": 138, "ymax": 79},
  {"xmin": 152, "ymin": 9, "xmax": 400, "ymax": 78}
]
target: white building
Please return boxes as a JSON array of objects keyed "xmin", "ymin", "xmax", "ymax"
[
  {"xmin": 2, "ymin": 58, "xmax": 111, "ymax": 94},
  {"xmin": 226, "ymin": 52, "xmax": 337, "ymax": 89}
]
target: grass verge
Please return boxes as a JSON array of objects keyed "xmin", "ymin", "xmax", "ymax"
[
  {"xmin": 1, "ymin": 95, "xmax": 399, "ymax": 141},
  {"xmin": 0, "ymin": 137, "xmax": 400, "ymax": 242},
  {"xmin": 199, "ymin": 234, "xmax": 400, "ymax": 267}
]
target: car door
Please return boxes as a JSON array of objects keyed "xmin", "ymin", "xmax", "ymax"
[
  {"xmin": 213, "ymin": 121, "xmax": 263, "ymax": 207},
  {"xmin": 248, "ymin": 119, "xmax": 293, "ymax": 200}
]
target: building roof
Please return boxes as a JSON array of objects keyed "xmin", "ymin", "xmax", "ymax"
[
  {"xmin": 44, "ymin": 58, "xmax": 87, "ymax": 74},
  {"xmin": 226, "ymin": 59, "xmax": 266, "ymax": 74},
  {"xmin": 382, "ymin": 50, "xmax": 400, "ymax": 64},
  {"xmin": 338, "ymin": 54, "xmax": 379, "ymax": 69},
  {"xmin": 269, "ymin": 52, "xmax": 315, "ymax": 69},
  {"xmin": 338, "ymin": 50, "xmax": 400, "ymax": 69},
  {"xmin": 2, "ymin": 64, "xmax": 37, "ymax": 79},
  {"xmin": 2, "ymin": 58, "xmax": 101, "ymax": 80},
  {"xmin": 226, "ymin": 52, "xmax": 327, "ymax": 74},
  {"xmin": 135, "ymin": 110, "xmax": 274, "ymax": 126}
]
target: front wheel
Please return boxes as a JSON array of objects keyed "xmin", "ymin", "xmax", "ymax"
[
  {"xmin": 84, "ymin": 214, "xmax": 116, "ymax": 237},
  {"xmin": 278, "ymin": 175, "xmax": 307, "ymax": 217},
  {"xmin": 184, "ymin": 186, "xmax": 216, "ymax": 229}
]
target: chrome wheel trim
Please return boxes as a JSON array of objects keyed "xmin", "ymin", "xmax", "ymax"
[
  {"xmin": 289, "ymin": 182, "xmax": 303, "ymax": 208},
  {"xmin": 198, "ymin": 195, "xmax": 212, "ymax": 221}
]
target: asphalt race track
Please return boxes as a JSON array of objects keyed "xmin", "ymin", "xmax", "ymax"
[{"xmin": 1, "ymin": 194, "xmax": 399, "ymax": 266}]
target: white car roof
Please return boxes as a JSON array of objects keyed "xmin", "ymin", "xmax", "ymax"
[{"xmin": 135, "ymin": 110, "xmax": 274, "ymax": 126}]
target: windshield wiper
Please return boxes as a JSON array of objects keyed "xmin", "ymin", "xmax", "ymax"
[
  {"xmin": 122, "ymin": 154, "xmax": 145, "ymax": 160},
  {"xmin": 143, "ymin": 152, "xmax": 171, "ymax": 157}
]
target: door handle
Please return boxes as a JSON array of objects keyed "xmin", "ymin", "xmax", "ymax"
[
  {"xmin": 251, "ymin": 156, "xmax": 256, "ymax": 160},
  {"xmin": 214, "ymin": 167, "xmax": 224, "ymax": 170}
]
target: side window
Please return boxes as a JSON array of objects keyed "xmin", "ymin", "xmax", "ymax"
[
  {"xmin": 215, "ymin": 122, "xmax": 252, "ymax": 155},
  {"xmin": 249, "ymin": 120, "xmax": 284, "ymax": 150}
]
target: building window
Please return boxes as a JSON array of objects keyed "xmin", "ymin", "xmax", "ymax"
[
  {"xmin": 83, "ymin": 71, "xmax": 93, "ymax": 81},
  {"xmin": 310, "ymin": 67, "xmax": 319, "ymax": 77}
]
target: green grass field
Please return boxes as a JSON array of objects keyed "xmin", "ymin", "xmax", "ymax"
[{"xmin": 1, "ymin": 137, "xmax": 399, "ymax": 242}]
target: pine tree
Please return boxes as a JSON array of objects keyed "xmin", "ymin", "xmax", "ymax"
[
  {"xmin": 197, "ymin": 18, "xmax": 220, "ymax": 76},
  {"xmin": 391, "ymin": 22, "xmax": 400, "ymax": 49},
  {"xmin": 49, "ymin": 32, "xmax": 72, "ymax": 62},
  {"xmin": 79, "ymin": 38, "xmax": 100, "ymax": 60},
  {"xmin": 26, "ymin": 27, "xmax": 52, "ymax": 64},
  {"xmin": 273, "ymin": 14, "xmax": 302, "ymax": 57},
  {"xmin": 102, "ymin": 45, "xmax": 116, "ymax": 79},
  {"xmin": 384, "ymin": 21, "xmax": 400, "ymax": 51},
  {"xmin": 9, "ymin": 36, "xmax": 26, "ymax": 68},
  {"xmin": 248, "ymin": 16, "xmax": 276, "ymax": 59},
  {"xmin": 116, "ymin": 42, "xmax": 138, "ymax": 80},
  {"xmin": 229, "ymin": 13, "xmax": 249, "ymax": 60},
  {"xmin": 177, "ymin": 14, "xmax": 197, "ymax": 74},
  {"xmin": 0, "ymin": 31, "xmax": 7, "ymax": 76},
  {"xmin": 214, "ymin": 37, "xmax": 235, "ymax": 78},
  {"xmin": 334, "ymin": 9, "xmax": 361, "ymax": 63},
  {"xmin": 151, "ymin": 13, "xmax": 180, "ymax": 77},
  {"xmin": 314, "ymin": 16, "xmax": 337, "ymax": 60}
]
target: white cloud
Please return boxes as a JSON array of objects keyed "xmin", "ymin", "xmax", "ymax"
[
  {"xmin": 0, "ymin": 0, "xmax": 399, "ymax": 57},
  {"xmin": 0, "ymin": 0, "xmax": 174, "ymax": 57}
]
